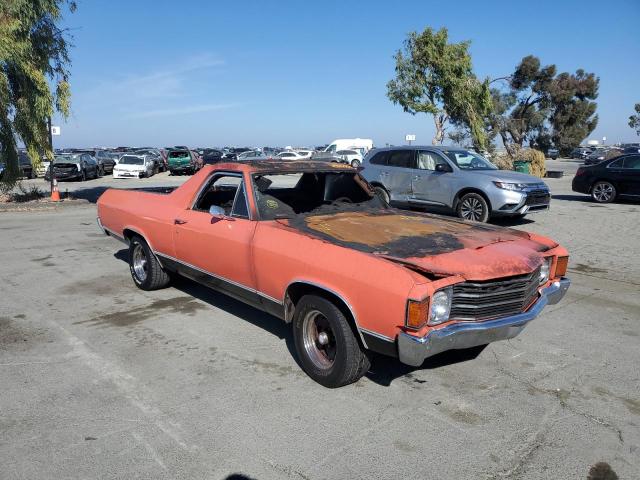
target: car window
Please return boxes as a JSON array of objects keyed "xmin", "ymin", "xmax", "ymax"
[
  {"xmin": 369, "ymin": 151, "xmax": 388, "ymax": 166},
  {"xmin": 387, "ymin": 150, "xmax": 413, "ymax": 169},
  {"xmin": 623, "ymin": 155, "xmax": 640, "ymax": 170},
  {"xmin": 326, "ymin": 144, "xmax": 336, "ymax": 153},
  {"xmin": 231, "ymin": 182, "xmax": 250, "ymax": 218},
  {"xmin": 194, "ymin": 174, "xmax": 243, "ymax": 215},
  {"xmin": 416, "ymin": 151, "xmax": 447, "ymax": 171},
  {"xmin": 608, "ymin": 158, "xmax": 624, "ymax": 168}
]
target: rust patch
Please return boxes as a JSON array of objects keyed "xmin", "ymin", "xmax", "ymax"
[{"xmin": 294, "ymin": 210, "xmax": 529, "ymax": 259}]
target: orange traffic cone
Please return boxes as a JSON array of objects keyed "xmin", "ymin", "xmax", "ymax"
[{"xmin": 50, "ymin": 179, "xmax": 61, "ymax": 202}]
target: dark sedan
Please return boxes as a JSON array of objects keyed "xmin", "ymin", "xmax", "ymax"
[{"xmin": 572, "ymin": 154, "xmax": 640, "ymax": 203}]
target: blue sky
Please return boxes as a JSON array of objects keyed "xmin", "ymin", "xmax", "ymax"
[{"xmin": 54, "ymin": 0, "xmax": 640, "ymax": 148}]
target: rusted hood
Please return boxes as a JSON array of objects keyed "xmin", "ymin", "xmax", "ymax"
[{"xmin": 283, "ymin": 210, "xmax": 549, "ymax": 280}]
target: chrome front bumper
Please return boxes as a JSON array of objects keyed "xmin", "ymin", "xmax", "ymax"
[{"xmin": 397, "ymin": 278, "xmax": 571, "ymax": 367}]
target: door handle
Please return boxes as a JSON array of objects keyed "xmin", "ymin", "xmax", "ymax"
[{"xmin": 174, "ymin": 218, "xmax": 187, "ymax": 225}]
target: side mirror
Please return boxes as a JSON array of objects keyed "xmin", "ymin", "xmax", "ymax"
[
  {"xmin": 209, "ymin": 205, "xmax": 226, "ymax": 217},
  {"xmin": 435, "ymin": 163, "xmax": 451, "ymax": 173}
]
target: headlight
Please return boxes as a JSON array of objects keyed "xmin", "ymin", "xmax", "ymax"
[
  {"xmin": 493, "ymin": 181, "xmax": 528, "ymax": 191},
  {"xmin": 428, "ymin": 287, "xmax": 453, "ymax": 326},
  {"xmin": 539, "ymin": 258, "xmax": 552, "ymax": 285}
]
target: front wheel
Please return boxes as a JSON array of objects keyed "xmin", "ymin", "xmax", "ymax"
[
  {"xmin": 128, "ymin": 236, "xmax": 171, "ymax": 290},
  {"xmin": 373, "ymin": 186, "xmax": 390, "ymax": 204},
  {"xmin": 350, "ymin": 159, "xmax": 361, "ymax": 168},
  {"xmin": 457, "ymin": 193, "xmax": 489, "ymax": 222},
  {"xmin": 293, "ymin": 295, "xmax": 370, "ymax": 388},
  {"xmin": 591, "ymin": 181, "xmax": 616, "ymax": 203}
]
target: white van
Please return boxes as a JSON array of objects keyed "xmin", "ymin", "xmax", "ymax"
[{"xmin": 324, "ymin": 138, "xmax": 373, "ymax": 157}]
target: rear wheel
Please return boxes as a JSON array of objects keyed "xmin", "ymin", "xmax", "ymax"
[
  {"xmin": 128, "ymin": 236, "xmax": 171, "ymax": 290},
  {"xmin": 293, "ymin": 295, "xmax": 370, "ymax": 388},
  {"xmin": 80, "ymin": 169, "xmax": 86, "ymax": 181},
  {"xmin": 591, "ymin": 181, "xmax": 616, "ymax": 203},
  {"xmin": 350, "ymin": 159, "xmax": 361, "ymax": 168},
  {"xmin": 457, "ymin": 192, "xmax": 489, "ymax": 222}
]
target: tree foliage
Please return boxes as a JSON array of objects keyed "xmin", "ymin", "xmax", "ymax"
[
  {"xmin": 386, "ymin": 27, "xmax": 492, "ymax": 149},
  {"xmin": 489, "ymin": 55, "xmax": 598, "ymax": 157},
  {"xmin": 629, "ymin": 103, "xmax": 640, "ymax": 136},
  {"xmin": 0, "ymin": 0, "xmax": 75, "ymax": 189}
]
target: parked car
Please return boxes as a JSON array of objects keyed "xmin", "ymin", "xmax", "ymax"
[
  {"xmin": 45, "ymin": 153, "xmax": 99, "ymax": 181},
  {"xmin": 623, "ymin": 146, "xmax": 640, "ymax": 154},
  {"xmin": 202, "ymin": 149, "xmax": 225, "ymax": 165},
  {"xmin": 236, "ymin": 150, "xmax": 267, "ymax": 161},
  {"xmin": 572, "ymin": 154, "xmax": 640, "ymax": 203},
  {"xmin": 134, "ymin": 149, "xmax": 164, "ymax": 174},
  {"xmin": 97, "ymin": 161, "xmax": 570, "ymax": 387},
  {"xmin": 361, "ymin": 146, "xmax": 550, "ymax": 222},
  {"xmin": 547, "ymin": 148, "xmax": 559, "ymax": 160},
  {"xmin": 570, "ymin": 147, "xmax": 592, "ymax": 160},
  {"xmin": 66, "ymin": 149, "xmax": 105, "ymax": 176},
  {"xmin": 584, "ymin": 149, "xmax": 612, "ymax": 166},
  {"xmin": 167, "ymin": 149, "xmax": 202, "ymax": 175},
  {"xmin": 277, "ymin": 151, "xmax": 306, "ymax": 160},
  {"xmin": 95, "ymin": 150, "xmax": 117, "ymax": 174},
  {"xmin": 336, "ymin": 149, "xmax": 364, "ymax": 167},
  {"xmin": 112, "ymin": 154, "xmax": 156, "ymax": 179},
  {"xmin": 18, "ymin": 151, "xmax": 36, "ymax": 179}
]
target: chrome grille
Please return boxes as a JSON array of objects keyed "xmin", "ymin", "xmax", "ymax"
[{"xmin": 450, "ymin": 268, "xmax": 540, "ymax": 321}]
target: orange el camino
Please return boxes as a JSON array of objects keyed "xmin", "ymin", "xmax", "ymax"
[{"xmin": 97, "ymin": 160, "xmax": 570, "ymax": 387}]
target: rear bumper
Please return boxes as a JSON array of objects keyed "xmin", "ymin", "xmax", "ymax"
[{"xmin": 397, "ymin": 278, "xmax": 570, "ymax": 367}]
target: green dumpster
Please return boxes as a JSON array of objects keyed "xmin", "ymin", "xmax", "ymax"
[{"xmin": 513, "ymin": 161, "xmax": 530, "ymax": 174}]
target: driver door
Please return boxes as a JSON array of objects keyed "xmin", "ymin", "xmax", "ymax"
[{"xmin": 172, "ymin": 172, "xmax": 259, "ymax": 306}]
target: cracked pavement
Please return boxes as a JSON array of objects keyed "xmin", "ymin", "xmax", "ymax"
[{"xmin": 1, "ymin": 160, "xmax": 638, "ymax": 479}]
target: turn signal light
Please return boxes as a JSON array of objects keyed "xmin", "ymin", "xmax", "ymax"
[
  {"xmin": 406, "ymin": 299, "xmax": 429, "ymax": 329},
  {"xmin": 555, "ymin": 256, "xmax": 569, "ymax": 277}
]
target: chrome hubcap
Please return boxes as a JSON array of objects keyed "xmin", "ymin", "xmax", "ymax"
[
  {"xmin": 302, "ymin": 310, "xmax": 336, "ymax": 369},
  {"xmin": 132, "ymin": 244, "xmax": 148, "ymax": 282},
  {"xmin": 461, "ymin": 198, "xmax": 484, "ymax": 221},
  {"xmin": 593, "ymin": 183, "xmax": 613, "ymax": 202}
]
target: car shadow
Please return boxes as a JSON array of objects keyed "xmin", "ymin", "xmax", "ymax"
[
  {"xmin": 113, "ymin": 249, "xmax": 301, "ymax": 369},
  {"xmin": 365, "ymin": 345, "xmax": 487, "ymax": 387},
  {"xmin": 551, "ymin": 194, "xmax": 592, "ymax": 203},
  {"xmin": 113, "ymin": 248, "xmax": 487, "ymax": 387},
  {"xmin": 491, "ymin": 216, "xmax": 535, "ymax": 227}
]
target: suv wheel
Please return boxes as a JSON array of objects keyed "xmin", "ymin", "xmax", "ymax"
[
  {"xmin": 373, "ymin": 186, "xmax": 390, "ymax": 204},
  {"xmin": 591, "ymin": 181, "xmax": 616, "ymax": 203},
  {"xmin": 457, "ymin": 193, "xmax": 489, "ymax": 222}
]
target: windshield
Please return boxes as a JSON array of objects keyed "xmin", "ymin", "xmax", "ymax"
[
  {"xmin": 444, "ymin": 150, "xmax": 497, "ymax": 170},
  {"xmin": 120, "ymin": 155, "xmax": 144, "ymax": 165},
  {"xmin": 252, "ymin": 171, "xmax": 385, "ymax": 220}
]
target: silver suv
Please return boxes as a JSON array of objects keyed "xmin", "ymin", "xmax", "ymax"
[{"xmin": 361, "ymin": 146, "xmax": 550, "ymax": 222}]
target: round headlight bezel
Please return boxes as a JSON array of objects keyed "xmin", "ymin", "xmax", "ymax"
[{"xmin": 428, "ymin": 287, "xmax": 453, "ymax": 326}]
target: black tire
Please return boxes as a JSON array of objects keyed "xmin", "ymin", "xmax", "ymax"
[
  {"xmin": 457, "ymin": 192, "xmax": 490, "ymax": 222},
  {"xmin": 128, "ymin": 236, "xmax": 171, "ymax": 291},
  {"xmin": 591, "ymin": 181, "xmax": 616, "ymax": 203},
  {"xmin": 373, "ymin": 186, "xmax": 390, "ymax": 204},
  {"xmin": 80, "ymin": 169, "xmax": 86, "ymax": 182},
  {"xmin": 293, "ymin": 294, "xmax": 370, "ymax": 388},
  {"xmin": 350, "ymin": 159, "xmax": 361, "ymax": 168}
]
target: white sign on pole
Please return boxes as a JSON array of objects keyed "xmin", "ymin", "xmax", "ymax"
[
  {"xmin": 405, "ymin": 134, "xmax": 416, "ymax": 142},
  {"xmin": 51, "ymin": 126, "xmax": 61, "ymax": 136}
]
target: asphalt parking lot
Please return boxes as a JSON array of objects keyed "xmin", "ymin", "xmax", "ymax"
[{"xmin": 1, "ymin": 160, "xmax": 639, "ymax": 479}]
